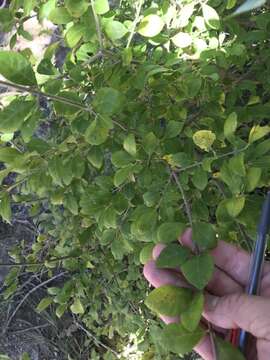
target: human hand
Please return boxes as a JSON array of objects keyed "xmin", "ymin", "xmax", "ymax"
[{"xmin": 143, "ymin": 228, "xmax": 270, "ymax": 360}]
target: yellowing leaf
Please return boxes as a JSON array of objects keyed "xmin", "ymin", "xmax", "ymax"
[
  {"xmin": 224, "ymin": 112, "xmax": 237, "ymax": 140},
  {"xmin": 226, "ymin": 196, "xmax": 245, "ymax": 217},
  {"xmin": 70, "ymin": 298, "xmax": 84, "ymax": 314},
  {"xmin": 182, "ymin": 292, "xmax": 204, "ymax": 332},
  {"xmin": 248, "ymin": 125, "xmax": 270, "ymax": 143},
  {"xmin": 138, "ymin": 15, "xmax": 164, "ymax": 38},
  {"xmin": 145, "ymin": 285, "xmax": 192, "ymax": 317},
  {"xmin": 105, "ymin": 21, "xmax": 128, "ymax": 41},
  {"xmin": 162, "ymin": 323, "xmax": 205, "ymax": 354},
  {"xmin": 193, "ymin": 130, "xmax": 216, "ymax": 151},
  {"xmin": 36, "ymin": 297, "xmax": 53, "ymax": 313},
  {"xmin": 93, "ymin": 0, "xmax": 109, "ymax": 14},
  {"xmin": 246, "ymin": 167, "xmax": 262, "ymax": 192},
  {"xmin": 172, "ymin": 32, "xmax": 192, "ymax": 48}
]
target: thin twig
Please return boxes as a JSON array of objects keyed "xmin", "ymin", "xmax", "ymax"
[
  {"xmin": 126, "ymin": 0, "xmax": 144, "ymax": 48},
  {"xmin": 3, "ymin": 272, "xmax": 67, "ymax": 334},
  {"xmin": 91, "ymin": 0, "xmax": 103, "ymax": 50},
  {"xmin": 0, "ymin": 79, "xmax": 127, "ymax": 131},
  {"xmin": 174, "ymin": 145, "xmax": 249, "ymax": 173},
  {"xmin": 75, "ymin": 321, "xmax": 120, "ymax": 358},
  {"xmin": 0, "ymin": 254, "xmax": 80, "ymax": 268},
  {"xmin": 171, "ymin": 170, "xmax": 193, "ymax": 227}
]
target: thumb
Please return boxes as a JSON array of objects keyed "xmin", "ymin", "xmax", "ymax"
[{"xmin": 204, "ymin": 293, "xmax": 270, "ymax": 340}]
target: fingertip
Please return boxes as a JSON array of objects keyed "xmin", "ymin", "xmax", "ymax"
[
  {"xmin": 160, "ymin": 314, "xmax": 180, "ymax": 324},
  {"xmin": 152, "ymin": 243, "xmax": 166, "ymax": 260},
  {"xmin": 179, "ymin": 227, "xmax": 194, "ymax": 250},
  {"xmin": 143, "ymin": 260, "xmax": 155, "ymax": 282}
]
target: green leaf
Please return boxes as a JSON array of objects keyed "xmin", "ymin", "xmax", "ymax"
[
  {"xmin": 36, "ymin": 297, "xmax": 53, "ymax": 313},
  {"xmin": 65, "ymin": 24, "xmax": 86, "ymax": 47},
  {"xmin": 93, "ymin": 0, "xmax": 109, "ymax": 14},
  {"xmin": 70, "ymin": 298, "xmax": 84, "ymax": 314},
  {"xmin": 248, "ymin": 125, "xmax": 270, "ymax": 143},
  {"xmin": 246, "ymin": 167, "xmax": 262, "ymax": 192},
  {"xmin": 143, "ymin": 132, "xmax": 158, "ymax": 156},
  {"xmin": 93, "ymin": 87, "xmax": 124, "ymax": 115},
  {"xmin": 64, "ymin": 0, "xmax": 89, "ymax": 17},
  {"xmin": 49, "ymin": 7, "xmax": 73, "ymax": 24},
  {"xmin": 172, "ymin": 32, "xmax": 192, "ymax": 48},
  {"xmin": 140, "ymin": 244, "xmax": 154, "ymax": 264},
  {"xmin": 192, "ymin": 222, "xmax": 217, "ymax": 250},
  {"xmin": 56, "ymin": 304, "xmax": 67, "ymax": 318},
  {"xmin": 181, "ymin": 253, "xmax": 214, "ymax": 290},
  {"xmin": 157, "ymin": 222, "xmax": 186, "ymax": 244},
  {"xmin": 0, "ymin": 147, "xmax": 24, "ymax": 165},
  {"xmin": 229, "ymin": 153, "xmax": 246, "ymax": 177},
  {"xmin": 224, "ymin": 112, "xmax": 237, "ymax": 140},
  {"xmin": 123, "ymin": 133, "xmax": 137, "ymax": 157},
  {"xmin": 215, "ymin": 337, "xmax": 245, "ymax": 359},
  {"xmin": 39, "ymin": 0, "xmax": 56, "ymax": 20},
  {"xmin": 37, "ymin": 58, "xmax": 56, "ymax": 75},
  {"xmin": 193, "ymin": 130, "xmax": 216, "ymax": 152},
  {"xmin": 0, "ymin": 51, "xmax": 36, "ymax": 86},
  {"xmin": 0, "ymin": 99, "xmax": 35, "ymax": 133},
  {"xmin": 145, "ymin": 285, "xmax": 192, "ymax": 317},
  {"xmin": 24, "ymin": 0, "xmax": 37, "ymax": 16},
  {"xmin": 102, "ymin": 208, "xmax": 117, "ymax": 229},
  {"xmin": 192, "ymin": 167, "xmax": 208, "ymax": 191},
  {"xmin": 226, "ymin": 196, "xmax": 245, "ymax": 217},
  {"xmin": 114, "ymin": 166, "xmax": 133, "ymax": 187},
  {"xmin": 87, "ymin": 147, "xmax": 103, "ymax": 169},
  {"xmin": 165, "ymin": 121, "xmax": 183, "ymax": 139},
  {"xmin": 232, "ymin": 0, "xmax": 266, "ymax": 17},
  {"xmin": 156, "ymin": 244, "xmax": 191, "ymax": 268},
  {"xmin": 27, "ymin": 138, "xmax": 50, "ymax": 154},
  {"xmin": 138, "ymin": 15, "xmax": 164, "ymax": 38},
  {"xmin": 111, "ymin": 151, "xmax": 133, "ymax": 168},
  {"xmin": 105, "ymin": 21, "xmax": 128, "ymax": 41},
  {"xmin": 85, "ymin": 118, "xmax": 109, "ymax": 145},
  {"xmin": 202, "ymin": 4, "xmax": 220, "ymax": 30},
  {"xmin": 182, "ymin": 292, "xmax": 204, "ymax": 331},
  {"xmin": 162, "ymin": 323, "xmax": 205, "ymax": 354},
  {"xmin": 21, "ymin": 353, "xmax": 31, "ymax": 360},
  {"xmin": 143, "ymin": 191, "xmax": 159, "ymax": 207},
  {"xmin": 0, "ymin": 193, "xmax": 12, "ymax": 223},
  {"xmin": 53, "ymin": 92, "xmax": 81, "ymax": 116},
  {"xmin": 64, "ymin": 193, "xmax": 79, "ymax": 215}
]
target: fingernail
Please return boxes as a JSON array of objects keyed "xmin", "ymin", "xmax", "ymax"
[{"xmin": 205, "ymin": 294, "xmax": 219, "ymax": 311}]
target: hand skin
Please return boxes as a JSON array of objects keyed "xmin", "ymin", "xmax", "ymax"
[{"xmin": 143, "ymin": 228, "xmax": 270, "ymax": 360}]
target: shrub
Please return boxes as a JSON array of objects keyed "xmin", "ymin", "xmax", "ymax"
[{"xmin": 0, "ymin": 0, "xmax": 269, "ymax": 358}]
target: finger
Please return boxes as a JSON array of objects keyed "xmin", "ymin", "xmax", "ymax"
[
  {"xmin": 180, "ymin": 228, "xmax": 270, "ymax": 286},
  {"xmin": 257, "ymin": 339, "xmax": 270, "ymax": 360},
  {"xmin": 153, "ymin": 240, "xmax": 243, "ymax": 296},
  {"xmin": 143, "ymin": 260, "xmax": 186, "ymax": 289},
  {"xmin": 193, "ymin": 334, "xmax": 214, "ymax": 360},
  {"xmin": 204, "ymin": 293, "xmax": 270, "ymax": 340}
]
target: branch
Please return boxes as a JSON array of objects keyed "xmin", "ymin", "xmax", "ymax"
[
  {"xmin": 3, "ymin": 272, "xmax": 67, "ymax": 334},
  {"xmin": 0, "ymin": 79, "xmax": 127, "ymax": 131},
  {"xmin": 0, "ymin": 254, "xmax": 81, "ymax": 268},
  {"xmin": 91, "ymin": 0, "xmax": 103, "ymax": 50},
  {"xmin": 75, "ymin": 321, "xmax": 120, "ymax": 358},
  {"xmin": 126, "ymin": 0, "xmax": 144, "ymax": 48},
  {"xmin": 171, "ymin": 170, "xmax": 193, "ymax": 227}
]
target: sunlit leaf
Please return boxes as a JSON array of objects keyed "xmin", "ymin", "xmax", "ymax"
[
  {"xmin": 138, "ymin": 15, "xmax": 164, "ymax": 38},
  {"xmin": 145, "ymin": 285, "xmax": 192, "ymax": 317}
]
